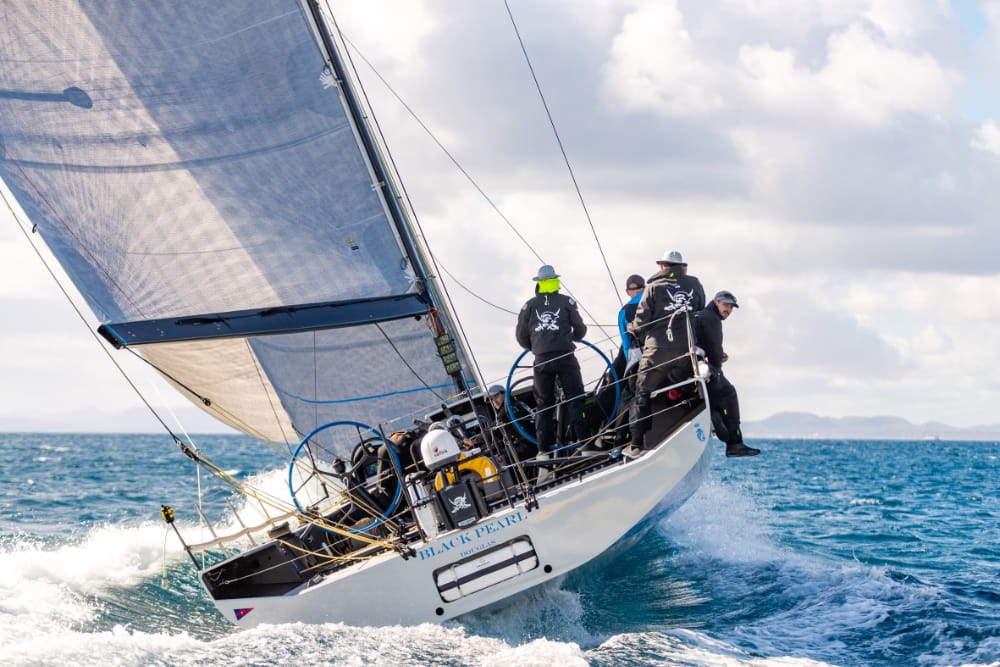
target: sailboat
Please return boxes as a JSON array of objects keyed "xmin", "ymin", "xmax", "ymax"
[{"xmin": 0, "ymin": 1, "xmax": 712, "ymax": 627}]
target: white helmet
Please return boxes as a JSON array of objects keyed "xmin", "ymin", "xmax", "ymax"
[{"xmin": 420, "ymin": 429, "xmax": 461, "ymax": 470}]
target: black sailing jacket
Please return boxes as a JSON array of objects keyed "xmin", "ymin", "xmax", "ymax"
[
  {"xmin": 693, "ymin": 300, "xmax": 725, "ymax": 372},
  {"xmin": 515, "ymin": 291, "xmax": 587, "ymax": 357},
  {"xmin": 633, "ymin": 268, "xmax": 705, "ymax": 350}
]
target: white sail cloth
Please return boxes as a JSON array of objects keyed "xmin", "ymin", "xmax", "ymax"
[{"xmin": 0, "ymin": 1, "xmax": 466, "ymax": 451}]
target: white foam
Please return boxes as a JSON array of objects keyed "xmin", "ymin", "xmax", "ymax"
[
  {"xmin": 458, "ymin": 578, "xmax": 602, "ymax": 648},
  {"xmin": 219, "ymin": 466, "xmax": 296, "ymax": 531},
  {"xmin": 1, "ymin": 619, "xmax": 593, "ymax": 667},
  {"xmin": 0, "ymin": 624, "xmax": 203, "ymax": 667},
  {"xmin": 0, "ymin": 519, "xmax": 203, "ymax": 648},
  {"xmin": 0, "ymin": 523, "xmax": 181, "ymax": 594},
  {"xmin": 2, "ymin": 464, "xmax": 978, "ymax": 667},
  {"xmin": 0, "ymin": 465, "xmax": 350, "ymax": 657},
  {"xmin": 0, "ymin": 506, "xmax": 262, "ymax": 662},
  {"xmin": 659, "ymin": 477, "xmax": 783, "ymax": 564},
  {"xmin": 597, "ymin": 630, "xmax": 840, "ymax": 666},
  {"xmin": 0, "ymin": 465, "xmax": 323, "ymax": 631}
]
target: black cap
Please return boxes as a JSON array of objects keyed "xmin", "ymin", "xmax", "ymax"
[
  {"xmin": 626, "ymin": 274, "xmax": 645, "ymax": 290},
  {"xmin": 714, "ymin": 290, "xmax": 739, "ymax": 308}
]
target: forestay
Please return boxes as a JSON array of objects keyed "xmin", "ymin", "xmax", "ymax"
[{"xmin": 0, "ymin": 1, "xmax": 470, "ymax": 451}]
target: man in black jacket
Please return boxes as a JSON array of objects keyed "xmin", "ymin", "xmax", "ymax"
[
  {"xmin": 515, "ymin": 264, "xmax": 588, "ymax": 453},
  {"xmin": 694, "ymin": 290, "xmax": 760, "ymax": 457},
  {"xmin": 626, "ymin": 251, "xmax": 705, "ymax": 455},
  {"xmin": 599, "ymin": 274, "xmax": 646, "ymax": 445},
  {"xmin": 487, "ymin": 384, "xmax": 536, "ymax": 462}
]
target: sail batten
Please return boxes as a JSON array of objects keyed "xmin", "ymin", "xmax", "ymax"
[{"xmin": 98, "ymin": 293, "xmax": 431, "ymax": 348}]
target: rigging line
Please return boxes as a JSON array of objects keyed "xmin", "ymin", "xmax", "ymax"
[
  {"xmin": 316, "ymin": 0, "xmax": 483, "ymax": 389},
  {"xmin": 245, "ymin": 338, "xmax": 296, "ymax": 454},
  {"xmin": 333, "ymin": 28, "xmax": 614, "ymax": 342},
  {"xmin": 1, "ymin": 191, "xmax": 184, "ymax": 444},
  {"xmin": 502, "ymin": 1, "xmax": 621, "ymax": 308},
  {"xmin": 432, "ymin": 249, "xmax": 621, "ymax": 329},
  {"xmin": 279, "ymin": 383, "xmax": 453, "ymax": 405},
  {"xmin": 321, "ymin": 4, "xmax": 489, "ymax": 388},
  {"xmin": 0, "ymin": 143, "xmax": 146, "ymax": 319},
  {"xmin": 433, "ymin": 255, "xmax": 518, "ymax": 316},
  {"xmin": 335, "ymin": 32, "xmax": 542, "ymax": 264},
  {"xmin": 194, "ymin": 455, "xmax": 397, "ymax": 550},
  {"xmin": 425, "ymin": 258, "xmax": 485, "ymax": 394},
  {"xmin": 121, "ymin": 347, "xmax": 292, "ymax": 461},
  {"xmin": 373, "ymin": 322, "xmax": 448, "ymax": 403},
  {"xmin": 312, "ymin": 330, "xmax": 320, "ymax": 439}
]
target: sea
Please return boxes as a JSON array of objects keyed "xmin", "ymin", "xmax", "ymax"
[{"xmin": 1, "ymin": 433, "xmax": 998, "ymax": 667}]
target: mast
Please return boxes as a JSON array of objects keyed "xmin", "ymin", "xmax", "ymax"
[
  {"xmin": 303, "ymin": 0, "xmax": 475, "ymax": 395},
  {"xmin": 0, "ymin": 1, "xmax": 478, "ymax": 448}
]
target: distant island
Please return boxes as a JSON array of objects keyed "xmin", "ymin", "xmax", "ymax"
[
  {"xmin": 744, "ymin": 411, "xmax": 1000, "ymax": 442},
  {"xmin": 2, "ymin": 407, "xmax": 999, "ymax": 442}
]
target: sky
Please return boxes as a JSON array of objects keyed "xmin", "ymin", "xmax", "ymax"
[{"xmin": 2, "ymin": 0, "xmax": 1000, "ymax": 432}]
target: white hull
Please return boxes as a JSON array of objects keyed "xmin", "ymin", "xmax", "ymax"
[{"xmin": 207, "ymin": 408, "xmax": 711, "ymax": 627}]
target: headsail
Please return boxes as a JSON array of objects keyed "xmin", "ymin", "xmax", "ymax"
[{"xmin": 0, "ymin": 1, "xmax": 473, "ymax": 450}]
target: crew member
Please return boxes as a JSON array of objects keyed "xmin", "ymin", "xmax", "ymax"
[
  {"xmin": 613, "ymin": 273, "xmax": 645, "ymax": 378},
  {"xmin": 487, "ymin": 384, "xmax": 535, "ymax": 461},
  {"xmin": 597, "ymin": 274, "xmax": 646, "ymax": 446},
  {"xmin": 626, "ymin": 251, "xmax": 705, "ymax": 456},
  {"xmin": 694, "ymin": 290, "xmax": 760, "ymax": 457},
  {"xmin": 515, "ymin": 264, "xmax": 588, "ymax": 453}
]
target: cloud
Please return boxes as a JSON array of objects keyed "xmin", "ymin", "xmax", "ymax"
[
  {"xmin": 334, "ymin": 0, "xmax": 437, "ymax": 73},
  {"xmin": 733, "ymin": 288, "xmax": 909, "ymax": 379},
  {"xmin": 972, "ymin": 120, "xmax": 1000, "ymax": 154},
  {"xmin": 864, "ymin": 0, "xmax": 953, "ymax": 44},
  {"xmin": 3, "ymin": 1, "xmax": 1000, "ymax": 431},
  {"xmin": 820, "ymin": 24, "xmax": 959, "ymax": 125},
  {"xmin": 602, "ymin": 1, "xmax": 724, "ymax": 115},
  {"xmin": 978, "ymin": 0, "xmax": 1000, "ymax": 75},
  {"xmin": 737, "ymin": 23, "xmax": 960, "ymax": 126},
  {"xmin": 599, "ymin": 0, "xmax": 960, "ymax": 126},
  {"xmin": 273, "ymin": 0, "xmax": 1000, "ymax": 426}
]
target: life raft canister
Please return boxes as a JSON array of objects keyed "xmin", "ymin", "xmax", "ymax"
[{"xmin": 434, "ymin": 454, "xmax": 498, "ymax": 490}]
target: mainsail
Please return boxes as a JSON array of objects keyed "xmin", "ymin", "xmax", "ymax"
[{"xmin": 0, "ymin": 1, "xmax": 473, "ymax": 451}]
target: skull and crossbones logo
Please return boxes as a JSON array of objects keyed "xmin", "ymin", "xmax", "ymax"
[
  {"xmin": 664, "ymin": 288, "xmax": 695, "ymax": 312},
  {"xmin": 449, "ymin": 493, "xmax": 472, "ymax": 511},
  {"xmin": 534, "ymin": 309, "xmax": 561, "ymax": 332}
]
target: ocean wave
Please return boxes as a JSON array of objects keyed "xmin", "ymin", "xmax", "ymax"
[
  {"xmin": 653, "ymin": 472, "xmax": 1000, "ymax": 667},
  {"xmin": 2, "ymin": 435, "xmax": 998, "ymax": 666}
]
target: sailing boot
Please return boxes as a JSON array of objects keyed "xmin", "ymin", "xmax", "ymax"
[
  {"xmin": 535, "ymin": 450, "xmax": 553, "ymax": 485},
  {"xmin": 725, "ymin": 440, "xmax": 760, "ymax": 457},
  {"xmin": 580, "ymin": 433, "xmax": 612, "ymax": 454},
  {"xmin": 622, "ymin": 433, "xmax": 646, "ymax": 459},
  {"xmin": 622, "ymin": 445, "xmax": 647, "ymax": 459}
]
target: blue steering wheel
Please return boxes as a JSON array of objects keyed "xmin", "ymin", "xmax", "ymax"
[
  {"xmin": 503, "ymin": 339, "xmax": 620, "ymax": 446},
  {"xmin": 287, "ymin": 420, "xmax": 402, "ymax": 535}
]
